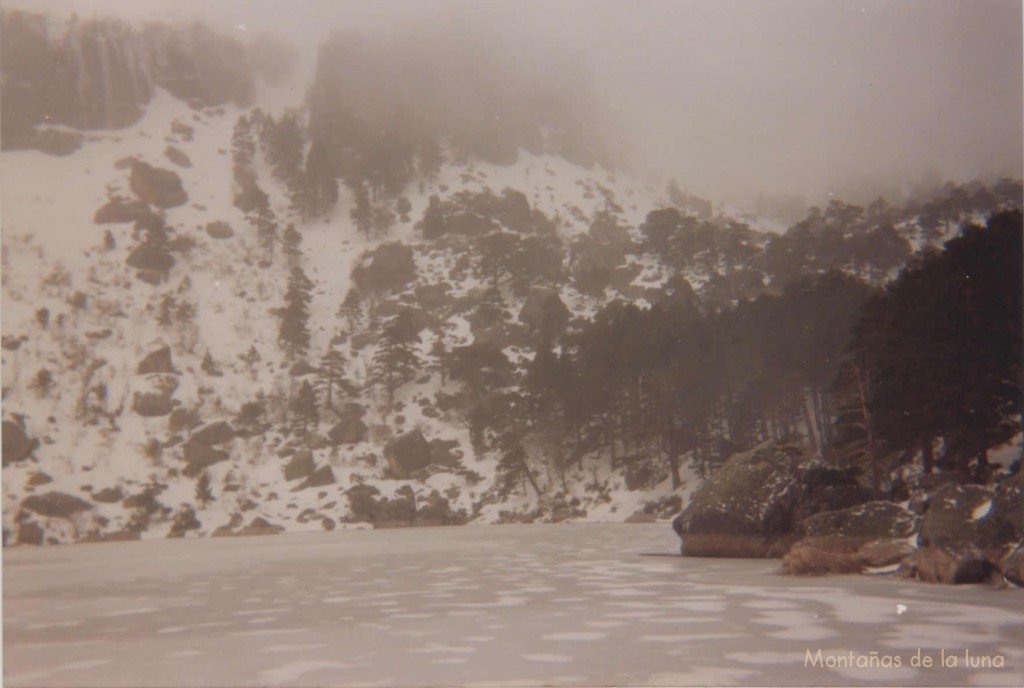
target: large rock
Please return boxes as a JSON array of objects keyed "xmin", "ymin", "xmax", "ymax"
[
  {"xmin": 22, "ymin": 492, "xmax": 93, "ymax": 518},
  {"xmin": 294, "ymin": 465, "xmax": 336, "ymax": 491},
  {"xmin": 2, "ymin": 420, "xmax": 36, "ymax": 466},
  {"xmin": 130, "ymin": 160, "xmax": 188, "ymax": 208},
  {"xmin": 182, "ymin": 440, "xmax": 229, "ymax": 474},
  {"xmin": 92, "ymin": 486, "xmax": 124, "ymax": 504},
  {"xmin": 384, "ymin": 430, "xmax": 433, "ymax": 478},
  {"xmin": 93, "ymin": 197, "xmax": 153, "ymax": 224},
  {"xmin": 237, "ymin": 517, "xmax": 284, "ymax": 537},
  {"xmin": 189, "ymin": 421, "xmax": 235, "ymax": 446},
  {"xmin": 993, "ymin": 471, "xmax": 1024, "ymax": 543},
  {"xmin": 205, "ymin": 221, "xmax": 233, "ymax": 239},
  {"xmin": 351, "ymin": 243, "xmax": 416, "ymax": 293},
  {"xmin": 17, "ymin": 521, "xmax": 45, "ymax": 546},
  {"xmin": 781, "ymin": 542, "xmax": 865, "ymax": 576},
  {"xmin": 672, "ymin": 442, "xmax": 810, "ymax": 557},
  {"xmin": 284, "ymin": 450, "xmax": 315, "ymax": 481},
  {"xmin": 132, "ymin": 375, "xmax": 178, "ymax": 417},
  {"xmin": 994, "ymin": 542, "xmax": 1024, "ymax": 585},
  {"xmin": 327, "ymin": 417, "xmax": 368, "ymax": 446},
  {"xmin": 899, "ymin": 546, "xmax": 995, "ymax": 584},
  {"xmin": 137, "ymin": 346, "xmax": 175, "ymax": 375},
  {"xmin": 920, "ymin": 483, "xmax": 1016, "ymax": 549},
  {"xmin": 801, "ymin": 501, "xmax": 920, "ymax": 543}
]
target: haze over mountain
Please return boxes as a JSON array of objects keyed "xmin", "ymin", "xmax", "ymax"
[{"xmin": 8, "ymin": 0, "xmax": 1022, "ymax": 207}]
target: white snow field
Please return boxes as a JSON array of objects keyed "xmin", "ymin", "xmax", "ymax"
[{"xmin": 4, "ymin": 524, "xmax": 1023, "ymax": 687}]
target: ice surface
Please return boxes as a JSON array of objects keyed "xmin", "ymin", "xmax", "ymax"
[{"xmin": 4, "ymin": 523, "xmax": 1024, "ymax": 687}]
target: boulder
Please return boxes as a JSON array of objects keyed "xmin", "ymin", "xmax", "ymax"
[
  {"xmin": 781, "ymin": 542, "xmax": 865, "ymax": 576},
  {"xmin": 205, "ymin": 221, "xmax": 233, "ymax": 239},
  {"xmin": 899, "ymin": 546, "xmax": 995, "ymax": 585},
  {"xmin": 857, "ymin": 538, "xmax": 917, "ymax": 568},
  {"xmin": 22, "ymin": 492, "xmax": 93, "ymax": 518},
  {"xmin": 127, "ymin": 242, "xmax": 175, "ymax": 276},
  {"xmin": 671, "ymin": 442, "xmax": 808, "ymax": 557},
  {"xmin": 137, "ymin": 346, "xmax": 175, "ymax": 375},
  {"xmin": 284, "ymin": 450, "xmax": 315, "ymax": 481},
  {"xmin": 164, "ymin": 145, "xmax": 191, "ymax": 168},
  {"xmin": 27, "ymin": 472, "xmax": 53, "ymax": 486},
  {"xmin": 328, "ymin": 417, "xmax": 368, "ymax": 446},
  {"xmin": 237, "ymin": 517, "xmax": 284, "ymax": 537},
  {"xmin": 920, "ymin": 483, "xmax": 1015, "ymax": 549},
  {"xmin": 130, "ymin": 160, "xmax": 188, "ymax": 208},
  {"xmin": 182, "ymin": 440, "xmax": 229, "ymax": 475},
  {"xmin": 132, "ymin": 374, "xmax": 179, "ymax": 417},
  {"xmin": 94, "ymin": 197, "xmax": 153, "ymax": 224},
  {"xmin": 289, "ymin": 360, "xmax": 318, "ymax": 377},
  {"xmin": 17, "ymin": 521, "xmax": 44, "ymax": 546},
  {"xmin": 992, "ymin": 471, "xmax": 1024, "ymax": 543},
  {"xmin": 429, "ymin": 439, "xmax": 462, "ymax": 468},
  {"xmin": 189, "ymin": 421, "xmax": 235, "ymax": 446},
  {"xmin": 294, "ymin": 465, "xmax": 336, "ymax": 491},
  {"xmin": 2, "ymin": 420, "xmax": 36, "ymax": 466},
  {"xmin": 32, "ymin": 127, "xmax": 84, "ymax": 156},
  {"xmin": 384, "ymin": 430, "xmax": 433, "ymax": 478},
  {"xmin": 351, "ymin": 243, "xmax": 416, "ymax": 293},
  {"xmin": 993, "ymin": 543, "xmax": 1024, "ymax": 586},
  {"xmin": 625, "ymin": 462, "xmax": 654, "ymax": 491},
  {"xmin": 800, "ymin": 501, "xmax": 920, "ymax": 544},
  {"xmin": 92, "ymin": 486, "xmax": 124, "ymax": 504}
]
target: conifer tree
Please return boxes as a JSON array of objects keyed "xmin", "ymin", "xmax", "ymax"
[
  {"xmin": 351, "ymin": 183, "xmax": 373, "ymax": 238},
  {"xmin": 372, "ymin": 310, "xmax": 421, "ymax": 406},
  {"xmin": 290, "ymin": 380, "xmax": 320, "ymax": 435},
  {"xmin": 195, "ymin": 471, "xmax": 213, "ymax": 507},
  {"xmin": 281, "ymin": 223, "xmax": 302, "ymax": 271},
  {"xmin": 318, "ymin": 340, "xmax": 347, "ymax": 412},
  {"xmin": 336, "ymin": 289, "xmax": 363, "ymax": 332},
  {"xmin": 279, "ymin": 266, "xmax": 314, "ymax": 359}
]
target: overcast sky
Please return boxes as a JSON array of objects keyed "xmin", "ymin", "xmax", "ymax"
[{"xmin": 12, "ymin": 0, "xmax": 1024, "ymax": 204}]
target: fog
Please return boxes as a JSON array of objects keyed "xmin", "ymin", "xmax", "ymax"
[{"xmin": 10, "ymin": 0, "xmax": 1024, "ymax": 206}]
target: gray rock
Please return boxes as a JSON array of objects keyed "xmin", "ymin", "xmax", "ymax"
[
  {"xmin": 294, "ymin": 465, "xmax": 336, "ymax": 491},
  {"xmin": 22, "ymin": 492, "xmax": 93, "ymax": 518},
  {"xmin": 384, "ymin": 430, "xmax": 433, "ymax": 478},
  {"xmin": 2, "ymin": 420, "xmax": 36, "ymax": 466},
  {"xmin": 237, "ymin": 517, "xmax": 283, "ymax": 537},
  {"xmin": 284, "ymin": 450, "xmax": 315, "ymax": 481},
  {"xmin": 92, "ymin": 486, "xmax": 124, "ymax": 504},
  {"xmin": 189, "ymin": 421, "xmax": 235, "ymax": 446},
  {"xmin": 130, "ymin": 160, "xmax": 188, "ymax": 208},
  {"xmin": 801, "ymin": 501, "xmax": 920, "ymax": 542},
  {"xmin": 671, "ymin": 442, "xmax": 808, "ymax": 557},
  {"xmin": 351, "ymin": 243, "xmax": 416, "ymax": 293},
  {"xmin": 182, "ymin": 440, "xmax": 229, "ymax": 475},
  {"xmin": 17, "ymin": 521, "xmax": 44, "ymax": 546},
  {"xmin": 899, "ymin": 546, "xmax": 995, "ymax": 584},
  {"xmin": 137, "ymin": 346, "xmax": 175, "ymax": 375},
  {"xmin": 93, "ymin": 197, "xmax": 153, "ymax": 224},
  {"xmin": 327, "ymin": 417, "xmax": 368, "ymax": 446},
  {"xmin": 920, "ymin": 483, "xmax": 1012, "ymax": 549},
  {"xmin": 164, "ymin": 145, "xmax": 192, "ymax": 168},
  {"xmin": 205, "ymin": 220, "xmax": 233, "ymax": 239}
]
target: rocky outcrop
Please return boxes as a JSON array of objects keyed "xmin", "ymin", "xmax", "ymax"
[
  {"xmin": 182, "ymin": 441, "xmax": 229, "ymax": 476},
  {"xmin": 283, "ymin": 450, "xmax": 315, "ymax": 481},
  {"xmin": 384, "ymin": 430, "xmax": 433, "ymax": 478},
  {"xmin": 2, "ymin": 420, "xmax": 37, "ymax": 466},
  {"xmin": 17, "ymin": 521, "xmax": 44, "ymax": 546},
  {"xmin": 920, "ymin": 483, "xmax": 1020, "ymax": 549},
  {"xmin": 130, "ymin": 160, "xmax": 188, "ymax": 208},
  {"xmin": 22, "ymin": 492, "xmax": 93, "ymax": 518},
  {"xmin": 92, "ymin": 486, "xmax": 124, "ymax": 503},
  {"xmin": 164, "ymin": 145, "xmax": 191, "ymax": 168}
]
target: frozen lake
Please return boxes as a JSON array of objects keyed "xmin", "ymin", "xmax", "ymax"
[{"xmin": 4, "ymin": 523, "xmax": 1023, "ymax": 687}]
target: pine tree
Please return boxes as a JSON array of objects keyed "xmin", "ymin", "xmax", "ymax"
[
  {"xmin": 372, "ymin": 310, "xmax": 422, "ymax": 407},
  {"xmin": 350, "ymin": 183, "xmax": 373, "ymax": 238},
  {"xmin": 290, "ymin": 380, "xmax": 320, "ymax": 435},
  {"xmin": 318, "ymin": 341, "xmax": 347, "ymax": 412},
  {"xmin": 250, "ymin": 204, "xmax": 278, "ymax": 265},
  {"xmin": 336, "ymin": 289, "xmax": 363, "ymax": 333},
  {"xmin": 195, "ymin": 471, "xmax": 213, "ymax": 507},
  {"xmin": 278, "ymin": 266, "xmax": 314, "ymax": 359},
  {"xmin": 281, "ymin": 223, "xmax": 302, "ymax": 271}
]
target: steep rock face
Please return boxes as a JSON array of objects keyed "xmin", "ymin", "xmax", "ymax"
[
  {"xmin": 283, "ymin": 450, "xmax": 315, "ymax": 481},
  {"xmin": 137, "ymin": 346, "xmax": 175, "ymax": 375},
  {"xmin": 671, "ymin": 442, "xmax": 809, "ymax": 557},
  {"xmin": 351, "ymin": 243, "xmax": 416, "ymax": 293}
]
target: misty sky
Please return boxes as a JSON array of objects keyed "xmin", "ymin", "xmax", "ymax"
[{"xmin": 10, "ymin": 0, "xmax": 1024, "ymax": 205}]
